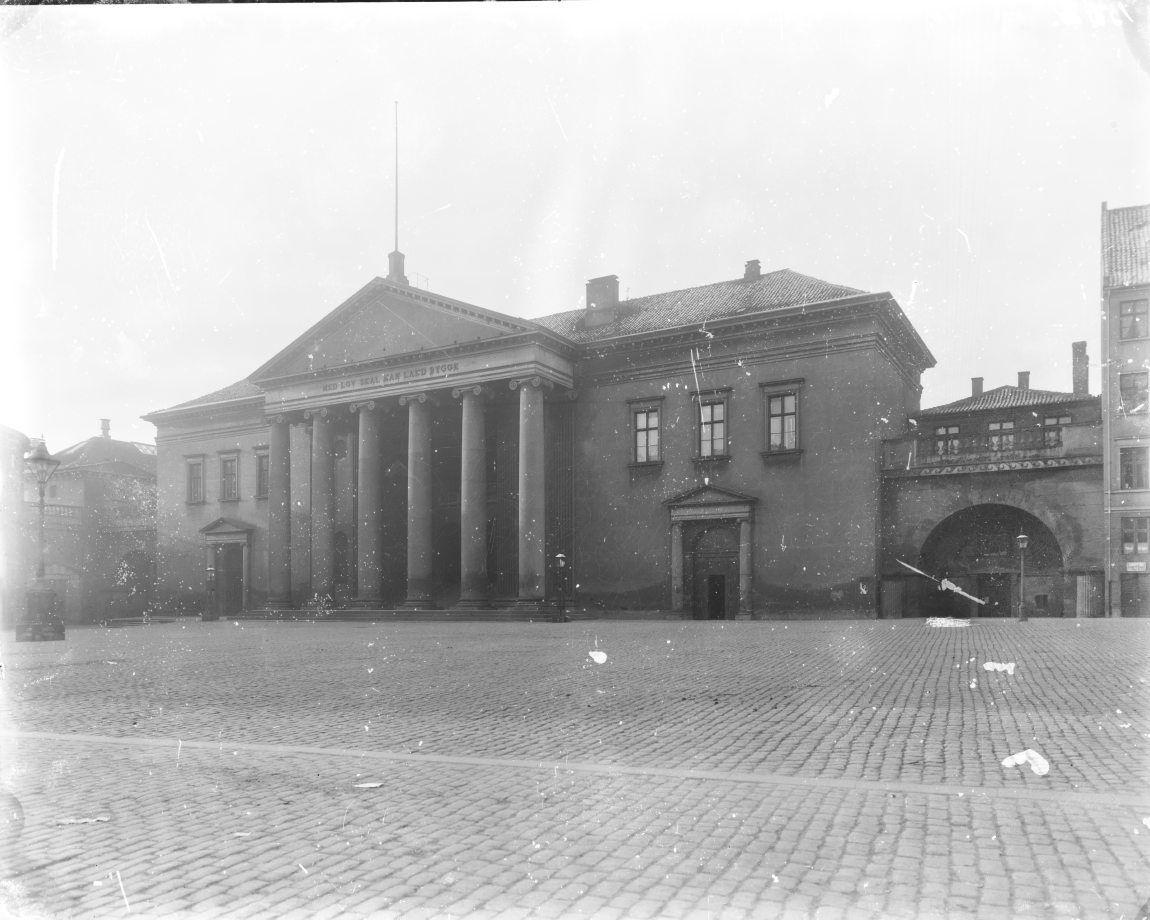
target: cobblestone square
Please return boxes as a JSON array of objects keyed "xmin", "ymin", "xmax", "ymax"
[{"xmin": 1, "ymin": 618, "xmax": 1148, "ymax": 919}]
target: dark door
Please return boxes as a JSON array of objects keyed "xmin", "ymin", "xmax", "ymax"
[
  {"xmin": 707, "ymin": 575, "xmax": 726, "ymax": 620},
  {"xmin": 215, "ymin": 544, "xmax": 244, "ymax": 616},
  {"xmin": 1121, "ymin": 573, "xmax": 1148, "ymax": 617},
  {"xmin": 979, "ymin": 574, "xmax": 1012, "ymax": 617}
]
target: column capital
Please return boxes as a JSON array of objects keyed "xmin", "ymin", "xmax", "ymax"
[
  {"xmin": 398, "ymin": 392, "xmax": 427, "ymax": 407},
  {"xmin": 349, "ymin": 400, "xmax": 376, "ymax": 413},
  {"xmin": 303, "ymin": 407, "xmax": 331, "ymax": 421},
  {"xmin": 509, "ymin": 376, "xmax": 554, "ymax": 392},
  {"xmin": 451, "ymin": 384, "xmax": 490, "ymax": 400}
]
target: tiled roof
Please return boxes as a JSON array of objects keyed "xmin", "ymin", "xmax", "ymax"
[
  {"xmin": 1104, "ymin": 203, "xmax": 1150, "ymax": 289},
  {"xmin": 531, "ymin": 269, "xmax": 866, "ymax": 343},
  {"xmin": 919, "ymin": 385, "xmax": 1089, "ymax": 417},
  {"xmin": 153, "ymin": 377, "xmax": 264, "ymax": 415},
  {"xmin": 54, "ymin": 437, "xmax": 157, "ymax": 476}
]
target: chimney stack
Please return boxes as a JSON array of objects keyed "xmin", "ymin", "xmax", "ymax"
[
  {"xmin": 1018, "ymin": 371, "xmax": 1030, "ymax": 390},
  {"xmin": 1072, "ymin": 341, "xmax": 1089, "ymax": 396},
  {"xmin": 387, "ymin": 250, "xmax": 408, "ymax": 285},
  {"xmin": 100, "ymin": 419, "xmax": 110, "ymax": 439},
  {"xmin": 744, "ymin": 259, "xmax": 761, "ymax": 281},
  {"xmin": 584, "ymin": 275, "xmax": 620, "ymax": 329},
  {"xmin": 971, "ymin": 377, "xmax": 983, "ymax": 397}
]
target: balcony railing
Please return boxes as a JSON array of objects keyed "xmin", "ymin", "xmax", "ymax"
[{"xmin": 882, "ymin": 423, "xmax": 1102, "ymax": 473}]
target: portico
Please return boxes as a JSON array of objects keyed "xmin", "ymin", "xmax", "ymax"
[{"xmin": 251, "ymin": 275, "xmax": 575, "ymax": 611}]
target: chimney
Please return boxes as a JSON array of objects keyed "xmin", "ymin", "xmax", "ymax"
[
  {"xmin": 387, "ymin": 249, "xmax": 408, "ymax": 285},
  {"xmin": 584, "ymin": 275, "xmax": 620, "ymax": 329},
  {"xmin": 1018, "ymin": 371, "xmax": 1030, "ymax": 390},
  {"xmin": 971, "ymin": 377, "xmax": 983, "ymax": 397},
  {"xmin": 1072, "ymin": 341, "xmax": 1089, "ymax": 396},
  {"xmin": 744, "ymin": 259, "xmax": 761, "ymax": 281},
  {"xmin": 100, "ymin": 419, "xmax": 110, "ymax": 439}
]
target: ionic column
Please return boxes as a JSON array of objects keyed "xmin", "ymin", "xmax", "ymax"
[
  {"xmin": 353, "ymin": 401, "xmax": 383, "ymax": 606},
  {"xmin": 455, "ymin": 386, "xmax": 488, "ymax": 607},
  {"xmin": 670, "ymin": 521, "xmax": 684, "ymax": 613},
  {"xmin": 401, "ymin": 393, "xmax": 435, "ymax": 607},
  {"xmin": 738, "ymin": 518, "xmax": 752, "ymax": 619},
  {"xmin": 267, "ymin": 416, "xmax": 292, "ymax": 606},
  {"xmin": 307, "ymin": 408, "xmax": 335, "ymax": 599},
  {"xmin": 512, "ymin": 376, "xmax": 549, "ymax": 604}
]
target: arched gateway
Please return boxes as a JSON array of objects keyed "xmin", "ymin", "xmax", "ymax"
[{"xmin": 917, "ymin": 504, "xmax": 1062, "ymax": 617}]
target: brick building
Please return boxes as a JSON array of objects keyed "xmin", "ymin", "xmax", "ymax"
[
  {"xmin": 144, "ymin": 253, "xmax": 936, "ymax": 619},
  {"xmin": 1102, "ymin": 202, "xmax": 1150, "ymax": 617},
  {"xmin": 880, "ymin": 352, "xmax": 1104, "ymax": 619},
  {"xmin": 20, "ymin": 421, "xmax": 157, "ymax": 624}
]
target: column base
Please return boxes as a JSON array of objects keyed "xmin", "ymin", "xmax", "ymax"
[
  {"xmin": 513, "ymin": 596, "xmax": 545, "ymax": 608},
  {"xmin": 347, "ymin": 597, "xmax": 384, "ymax": 608},
  {"xmin": 402, "ymin": 597, "xmax": 438, "ymax": 610},
  {"xmin": 266, "ymin": 595, "xmax": 293, "ymax": 608},
  {"xmin": 453, "ymin": 597, "xmax": 490, "ymax": 609}
]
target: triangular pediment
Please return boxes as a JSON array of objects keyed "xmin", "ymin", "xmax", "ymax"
[
  {"xmin": 200, "ymin": 517, "xmax": 255, "ymax": 536},
  {"xmin": 252, "ymin": 278, "xmax": 535, "ymax": 383},
  {"xmin": 664, "ymin": 485, "xmax": 758, "ymax": 507}
]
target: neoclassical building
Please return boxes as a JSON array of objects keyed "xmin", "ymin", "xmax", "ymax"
[{"xmin": 146, "ymin": 251, "xmax": 937, "ymax": 619}]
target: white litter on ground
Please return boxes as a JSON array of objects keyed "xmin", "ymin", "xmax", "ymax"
[
  {"xmin": 983, "ymin": 662, "xmax": 1016, "ymax": 675},
  {"xmin": 56, "ymin": 816, "xmax": 110, "ymax": 825},
  {"xmin": 588, "ymin": 651, "xmax": 608, "ymax": 664},
  {"xmin": 1002, "ymin": 749, "xmax": 1049, "ymax": 776},
  {"xmin": 925, "ymin": 617, "xmax": 970, "ymax": 627},
  {"xmin": 353, "ymin": 782, "xmax": 384, "ymax": 789}
]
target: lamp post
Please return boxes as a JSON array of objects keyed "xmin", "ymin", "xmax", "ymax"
[
  {"xmin": 1016, "ymin": 532, "xmax": 1030, "ymax": 623},
  {"xmin": 22, "ymin": 440, "xmax": 64, "ymax": 641},
  {"xmin": 553, "ymin": 553, "xmax": 568, "ymax": 623}
]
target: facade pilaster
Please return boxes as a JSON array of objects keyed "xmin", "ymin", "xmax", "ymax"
[
  {"xmin": 353, "ymin": 401, "xmax": 383, "ymax": 606},
  {"xmin": 512, "ymin": 377, "xmax": 549, "ymax": 604},
  {"xmin": 307, "ymin": 408, "xmax": 335, "ymax": 599},
  {"xmin": 401, "ymin": 393, "xmax": 435, "ymax": 607},
  {"xmin": 455, "ymin": 386, "xmax": 489, "ymax": 607},
  {"xmin": 266, "ymin": 416, "xmax": 292, "ymax": 606},
  {"xmin": 671, "ymin": 521, "xmax": 684, "ymax": 613},
  {"xmin": 738, "ymin": 518, "xmax": 752, "ymax": 618}
]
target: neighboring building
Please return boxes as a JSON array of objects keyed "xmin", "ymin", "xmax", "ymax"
[
  {"xmin": 1, "ymin": 424, "xmax": 30, "ymax": 628},
  {"xmin": 21, "ymin": 421, "xmax": 157, "ymax": 623},
  {"xmin": 880, "ymin": 349, "xmax": 1104, "ymax": 618},
  {"xmin": 1102, "ymin": 202, "xmax": 1150, "ymax": 617},
  {"xmin": 144, "ymin": 252, "xmax": 935, "ymax": 619}
]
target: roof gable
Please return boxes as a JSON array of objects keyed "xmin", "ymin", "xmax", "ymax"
[
  {"xmin": 200, "ymin": 517, "xmax": 254, "ymax": 536},
  {"xmin": 252, "ymin": 278, "xmax": 536, "ymax": 383},
  {"xmin": 664, "ymin": 484, "xmax": 758, "ymax": 507}
]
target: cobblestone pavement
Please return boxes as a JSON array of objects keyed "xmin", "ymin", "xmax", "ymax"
[{"xmin": 1, "ymin": 618, "xmax": 1148, "ymax": 919}]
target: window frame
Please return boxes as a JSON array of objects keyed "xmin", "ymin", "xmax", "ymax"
[
  {"xmin": 627, "ymin": 396, "xmax": 664, "ymax": 467},
  {"xmin": 1120, "ymin": 446, "xmax": 1149, "ymax": 490},
  {"xmin": 185, "ymin": 456, "xmax": 205, "ymax": 505},
  {"xmin": 219, "ymin": 451, "xmax": 240, "ymax": 502},
  {"xmin": 1042, "ymin": 415, "xmax": 1071, "ymax": 447},
  {"xmin": 693, "ymin": 388, "xmax": 732, "ymax": 461},
  {"xmin": 255, "ymin": 450, "xmax": 270, "ymax": 500},
  {"xmin": 1119, "ymin": 372, "xmax": 1149, "ymax": 415},
  {"xmin": 988, "ymin": 420, "xmax": 1015, "ymax": 452},
  {"xmin": 759, "ymin": 379, "xmax": 803, "ymax": 458},
  {"xmin": 1121, "ymin": 516, "xmax": 1150, "ymax": 555},
  {"xmin": 1119, "ymin": 299, "xmax": 1149, "ymax": 341},
  {"xmin": 934, "ymin": 424, "xmax": 960, "ymax": 456}
]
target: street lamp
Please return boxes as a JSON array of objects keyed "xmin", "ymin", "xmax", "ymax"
[
  {"xmin": 1016, "ymin": 532, "xmax": 1030, "ymax": 623},
  {"xmin": 22, "ymin": 440, "xmax": 63, "ymax": 641},
  {"xmin": 553, "ymin": 553, "xmax": 568, "ymax": 623},
  {"xmin": 26, "ymin": 440, "xmax": 60, "ymax": 580}
]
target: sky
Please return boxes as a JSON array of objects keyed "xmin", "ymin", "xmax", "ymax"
[{"xmin": 1, "ymin": 0, "xmax": 1148, "ymax": 452}]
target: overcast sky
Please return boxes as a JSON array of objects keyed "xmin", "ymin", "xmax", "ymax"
[{"xmin": 2, "ymin": 1, "xmax": 1147, "ymax": 452}]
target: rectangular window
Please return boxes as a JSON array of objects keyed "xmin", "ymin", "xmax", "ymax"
[
  {"xmin": 633, "ymin": 407, "xmax": 660, "ymax": 463},
  {"xmin": 988, "ymin": 420, "xmax": 1015, "ymax": 451},
  {"xmin": 934, "ymin": 425, "xmax": 960, "ymax": 456},
  {"xmin": 1122, "ymin": 517, "xmax": 1150, "ymax": 554},
  {"xmin": 255, "ymin": 452, "xmax": 269, "ymax": 499},
  {"xmin": 699, "ymin": 398, "xmax": 727, "ymax": 457},
  {"xmin": 1120, "ymin": 372, "xmax": 1149, "ymax": 414},
  {"xmin": 220, "ymin": 454, "xmax": 239, "ymax": 501},
  {"xmin": 1120, "ymin": 447, "xmax": 1149, "ymax": 490},
  {"xmin": 186, "ymin": 458, "xmax": 204, "ymax": 504},
  {"xmin": 1120, "ymin": 299, "xmax": 1149, "ymax": 340},
  {"xmin": 1043, "ymin": 415, "xmax": 1071, "ymax": 447},
  {"xmin": 766, "ymin": 393, "xmax": 798, "ymax": 452}
]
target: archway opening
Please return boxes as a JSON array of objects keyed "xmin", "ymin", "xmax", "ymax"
[{"xmin": 918, "ymin": 504, "xmax": 1063, "ymax": 618}]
